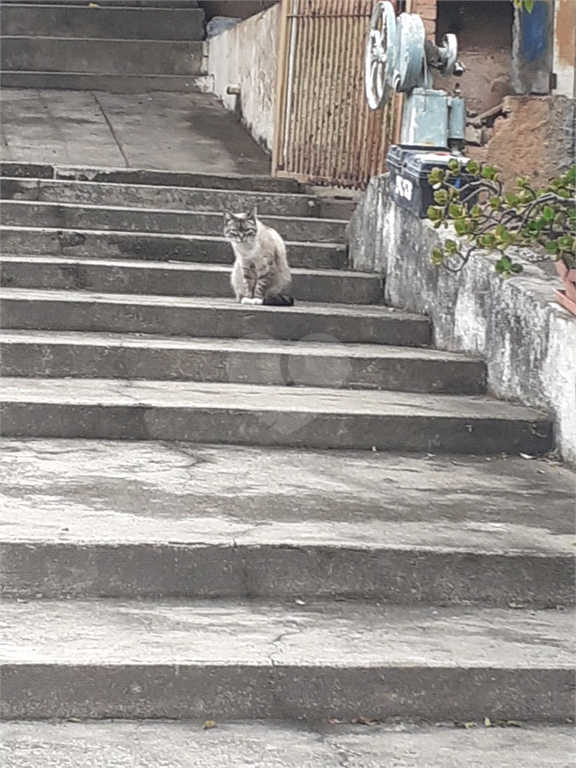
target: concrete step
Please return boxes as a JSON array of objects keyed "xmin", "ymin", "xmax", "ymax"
[
  {"xmin": 1, "ymin": 201, "xmax": 348, "ymax": 243},
  {"xmin": 1, "ymin": 256, "xmax": 382, "ymax": 304},
  {"xmin": 0, "ymin": 227, "xmax": 349, "ymax": 269},
  {"xmin": 1, "ymin": 37, "xmax": 205, "ymax": 76},
  {"xmin": 0, "ymin": 289, "xmax": 429, "ymax": 344},
  {"xmin": 3, "ymin": 720, "xmax": 575, "ymax": 768},
  {"xmin": 0, "ymin": 378, "xmax": 553, "ymax": 453},
  {"xmin": 0, "ymin": 5, "xmax": 205, "ymax": 40},
  {"xmin": 0, "ymin": 0, "xmax": 200, "ymax": 6},
  {"xmin": 1, "ymin": 598, "xmax": 573, "ymax": 721},
  {"xmin": 2, "ymin": 439, "xmax": 572, "ymax": 604},
  {"xmin": 0, "ymin": 331, "xmax": 488, "ymax": 394},
  {"xmin": 0, "ymin": 162, "xmax": 304, "ymax": 194},
  {"xmin": 0, "ymin": 70, "xmax": 204, "ymax": 92},
  {"xmin": 1, "ymin": 177, "xmax": 324, "ymax": 217}
]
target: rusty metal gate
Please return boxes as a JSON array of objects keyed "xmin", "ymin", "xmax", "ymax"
[{"xmin": 272, "ymin": 0, "xmax": 401, "ymax": 189}]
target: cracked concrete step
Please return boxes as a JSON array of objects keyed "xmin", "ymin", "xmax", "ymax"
[
  {"xmin": 0, "ymin": 228, "xmax": 348, "ymax": 269},
  {"xmin": 1, "ymin": 38, "xmax": 205, "ymax": 76},
  {"xmin": 0, "ymin": 163, "xmax": 305, "ymax": 194},
  {"xmin": 0, "ymin": 5, "xmax": 205, "ymax": 40},
  {"xmin": 2, "ymin": 440, "xmax": 573, "ymax": 604},
  {"xmin": 1, "ymin": 177, "xmax": 324, "ymax": 217},
  {"xmin": 1, "ymin": 599, "xmax": 573, "ymax": 720},
  {"xmin": 0, "ymin": 256, "xmax": 383, "ymax": 305},
  {"xmin": 0, "ymin": 330, "xmax": 487, "ymax": 393},
  {"xmin": 3, "ymin": 721, "xmax": 575, "ymax": 768},
  {"xmin": 0, "ymin": 289, "xmax": 430, "ymax": 344},
  {"xmin": 1, "ymin": 201, "xmax": 348, "ymax": 243},
  {"xmin": 0, "ymin": 71, "xmax": 206, "ymax": 92},
  {"xmin": 0, "ymin": 378, "xmax": 553, "ymax": 453}
]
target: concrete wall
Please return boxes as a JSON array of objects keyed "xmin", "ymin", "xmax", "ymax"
[
  {"xmin": 348, "ymin": 177, "xmax": 576, "ymax": 465},
  {"xmin": 207, "ymin": 2, "xmax": 279, "ymax": 154},
  {"xmin": 553, "ymin": 0, "xmax": 576, "ymax": 98}
]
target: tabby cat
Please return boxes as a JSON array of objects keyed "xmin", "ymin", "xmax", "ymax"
[{"xmin": 223, "ymin": 207, "xmax": 294, "ymax": 305}]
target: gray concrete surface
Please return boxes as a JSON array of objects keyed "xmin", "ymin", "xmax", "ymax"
[
  {"xmin": 1, "ymin": 199, "xmax": 347, "ymax": 242},
  {"xmin": 0, "ymin": 5, "xmax": 205, "ymax": 39},
  {"xmin": 0, "ymin": 328, "xmax": 487, "ymax": 393},
  {"xmin": 0, "ymin": 377, "xmax": 554, "ymax": 453},
  {"xmin": 0, "ymin": 91, "xmax": 271, "ymax": 174},
  {"xmin": 0, "ymin": 290, "xmax": 430, "ymax": 345},
  {"xmin": 1, "ymin": 599, "xmax": 574, "ymax": 720},
  {"xmin": 0, "ymin": 176, "xmax": 322, "ymax": 216},
  {"xmin": 0, "ymin": 256, "xmax": 383, "ymax": 305},
  {"xmin": 2, "ymin": 720, "xmax": 575, "ymax": 768},
  {"xmin": 0, "ymin": 228, "xmax": 347, "ymax": 269},
  {"xmin": 1, "ymin": 439, "xmax": 573, "ymax": 604}
]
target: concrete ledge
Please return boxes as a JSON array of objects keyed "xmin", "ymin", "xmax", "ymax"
[
  {"xmin": 1, "ymin": 600, "xmax": 573, "ymax": 720},
  {"xmin": 348, "ymin": 177, "xmax": 576, "ymax": 465}
]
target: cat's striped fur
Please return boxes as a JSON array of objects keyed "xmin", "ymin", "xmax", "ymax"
[{"xmin": 223, "ymin": 208, "xmax": 292, "ymax": 305}]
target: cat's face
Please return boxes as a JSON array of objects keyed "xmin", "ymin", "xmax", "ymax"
[{"xmin": 223, "ymin": 208, "xmax": 258, "ymax": 243}]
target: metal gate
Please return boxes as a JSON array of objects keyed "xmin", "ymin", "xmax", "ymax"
[{"xmin": 272, "ymin": 0, "xmax": 401, "ymax": 189}]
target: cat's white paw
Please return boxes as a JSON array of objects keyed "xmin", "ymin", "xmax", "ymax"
[
  {"xmin": 250, "ymin": 298, "xmax": 264, "ymax": 305},
  {"xmin": 240, "ymin": 297, "xmax": 252, "ymax": 304}
]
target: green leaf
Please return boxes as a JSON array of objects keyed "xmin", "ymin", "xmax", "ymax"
[
  {"xmin": 455, "ymin": 218, "xmax": 471, "ymax": 236},
  {"xmin": 445, "ymin": 239, "xmax": 457, "ymax": 253},
  {"xmin": 431, "ymin": 247, "xmax": 445, "ymax": 265},
  {"xmin": 466, "ymin": 160, "xmax": 479, "ymax": 175},
  {"xmin": 447, "ymin": 158, "xmax": 460, "ymax": 173},
  {"xmin": 506, "ymin": 193, "xmax": 519, "ymax": 207},
  {"xmin": 524, "ymin": 0, "xmax": 534, "ymax": 11},
  {"xmin": 449, "ymin": 203, "xmax": 463, "ymax": 219},
  {"xmin": 434, "ymin": 189, "xmax": 448, "ymax": 206},
  {"xmin": 542, "ymin": 206, "xmax": 554, "ymax": 222},
  {"xmin": 427, "ymin": 206, "xmax": 442, "ymax": 221},
  {"xmin": 490, "ymin": 197, "xmax": 501, "ymax": 210},
  {"xmin": 482, "ymin": 165, "xmax": 496, "ymax": 180},
  {"xmin": 546, "ymin": 241, "xmax": 559, "ymax": 253},
  {"xmin": 428, "ymin": 168, "xmax": 445, "ymax": 185}
]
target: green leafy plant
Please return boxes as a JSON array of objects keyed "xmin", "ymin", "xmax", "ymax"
[
  {"xmin": 427, "ymin": 160, "xmax": 576, "ymax": 276},
  {"xmin": 513, "ymin": 0, "xmax": 534, "ymax": 11}
]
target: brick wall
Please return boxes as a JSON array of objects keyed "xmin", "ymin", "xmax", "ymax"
[{"xmin": 414, "ymin": 0, "xmax": 437, "ymax": 40}]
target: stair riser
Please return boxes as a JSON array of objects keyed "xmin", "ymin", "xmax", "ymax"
[
  {"xmin": 1, "ymin": 299, "xmax": 429, "ymax": 345},
  {"xmin": 1, "ymin": 665, "xmax": 571, "ymax": 721},
  {"xmin": 1, "ymin": 178, "xmax": 323, "ymax": 218},
  {"xmin": 1, "ymin": 229, "xmax": 348, "ymax": 270},
  {"xmin": 0, "ymin": 6, "xmax": 205, "ymax": 40},
  {"xmin": 2, "ymin": 543, "xmax": 571, "ymax": 607},
  {"xmin": 1, "ymin": 261, "xmax": 381, "ymax": 304},
  {"xmin": 1, "ymin": 38, "xmax": 205, "ymax": 76},
  {"xmin": 0, "ymin": 343, "xmax": 486, "ymax": 394},
  {"xmin": 2, "ymin": 202, "xmax": 347, "ymax": 243},
  {"xmin": 1, "ymin": 163, "xmax": 303, "ymax": 194},
  {"xmin": 0, "ymin": 403, "xmax": 553, "ymax": 454},
  {"xmin": 0, "ymin": 71, "xmax": 204, "ymax": 93}
]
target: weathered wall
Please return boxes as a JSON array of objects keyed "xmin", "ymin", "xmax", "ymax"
[
  {"xmin": 435, "ymin": 1, "xmax": 514, "ymax": 115},
  {"xmin": 348, "ymin": 177, "xmax": 576, "ymax": 465},
  {"xmin": 466, "ymin": 94, "xmax": 576, "ymax": 191},
  {"xmin": 207, "ymin": 2, "xmax": 279, "ymax": 153},
  {"xmin": 553, "ymin": 0, "xmax": 576, "ymax": 98}
]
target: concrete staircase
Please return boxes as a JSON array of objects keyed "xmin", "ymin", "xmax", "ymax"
[
  {"xmin": 0, "ymin": 0, "xmax": 206, "ymax": 92},
  {"xmin": 0, "ymin": 162, "xmax": 573, "ymax": 747}
]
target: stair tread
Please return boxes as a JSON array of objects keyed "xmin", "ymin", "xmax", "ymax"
[
  {"xmin": 2, "ymin": 720, "xmax": 575, "ymax": 768},
  {"xmin": 2, "ymin": 598, "xmax": 573, "ymax": 667},
  {"xmin": 1, "ymin": 198, "xmax": 345, "ymax": 224},
  {"xmin": 0, "ymin": 254, "xmax": 371, "ymax": 279},
  {"xmin": 0, "ymin": 376, "xmax": 549, "ymax": 421},
  {"xmin": 0, "ymin": 288, "xmax": 418, "ymax": 318},
  {"xmin": 0, "ymin": 225, "xmax": 344, "ymax": 250},
  {"xmin": 1, "ymin": 439, "xmax": 572, "ymax": 557},
  {"xmin": 0, "ymin": 329, "xmax": 478, "ymax": 361}
]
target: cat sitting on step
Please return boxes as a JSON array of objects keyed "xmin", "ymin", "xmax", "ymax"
[{"xmin": 223, "ymin": 207, "xmax": 294, "ymax": 306}]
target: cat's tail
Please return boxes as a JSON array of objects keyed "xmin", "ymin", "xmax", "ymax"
[{"xmin": 263, "ymin": 294, "xmax": 295, "ymax": 307}]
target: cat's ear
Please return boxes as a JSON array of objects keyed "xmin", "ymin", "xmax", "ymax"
[
  {"xmin": 249, "ymin": 206, "xmax": 258, "ymax": 220},
  {"xmin": 223, "ymin": 210, "xmax": 233, "ymax": 223}
]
